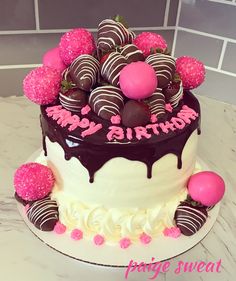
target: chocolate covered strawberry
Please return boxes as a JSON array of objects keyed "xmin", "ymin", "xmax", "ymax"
[{"xmin": 164, "ymin": 77, "xmax": 183, "ymax": 108}]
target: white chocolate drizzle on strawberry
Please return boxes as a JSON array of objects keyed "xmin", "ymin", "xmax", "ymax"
[
  {"xmin": 89, "ymin": 85, "xmax": 124, "ymax": 120},
  {"xmin": 145, "ymin": 88, "xmax": 165, "ymax": 117},
  {"xmin": 146, "ymin": 53, "xmax": 176, "ymax": 88},
  {"xmin": 101, "ymin": 52, "xmax": 127, "ymax": 86},
  {"xmin": 98, "ymin": 19, "xmax": 130, "ymax": 51},
  {"xmin": 69, "ymin": 54, "xmax": 100, "ymax": 91}
]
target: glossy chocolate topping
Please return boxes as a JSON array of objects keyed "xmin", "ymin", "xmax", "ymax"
[{"xmin": 40, "ymin": 91, "xmax": 200, "ymax": 183}]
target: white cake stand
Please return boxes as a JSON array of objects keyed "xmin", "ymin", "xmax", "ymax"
[{"xmin": 16, "ymin": 150, "xmax": 220, "ymax": 267}]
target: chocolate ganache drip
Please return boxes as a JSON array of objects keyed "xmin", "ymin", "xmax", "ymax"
[{"xmin": 40, "ymin": 92, "xmax": 201, "ymax": 183}]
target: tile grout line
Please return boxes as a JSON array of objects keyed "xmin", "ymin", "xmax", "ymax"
[
  {"xmin": 177, "ymin": 26, "xmax": 236, "ymax": 44},
  {"xmin": 217, "ymin": 40, "xmax": 227, "ymax": 70},
  {"xmin": 208, "ymin": 0, "xmax": 236, "ymax": 6},
  {"xmin": 0, "ymin": 64, "xmax": 42, "ymax": 70},
  {"xmin": 205, "ymin": 66, "xmax": 236, "ymax": 78},
  {"xmin": 34, "ymin": 0, "xmax": 40, "ymax": 30},
  {"xmin": 0, "ymin": 26, "xmax": 175, "ymax": 35},
  {"xmin": 171, "ymin": 0, "xmax": 182, "ymax": 56},
  {"xmin": 163, "ymin": 0, "xmax": 171, "ymax": 27},
  {"xmin": 1, "ymin": 63, "xmax": 236, "ymax": 78}
]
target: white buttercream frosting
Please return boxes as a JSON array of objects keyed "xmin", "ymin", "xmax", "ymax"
[{"xmin": 35, "ymin": 130, "xmax": 201, "ymax": 243}]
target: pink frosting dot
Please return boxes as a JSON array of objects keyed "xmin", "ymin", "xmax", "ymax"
[
  {"xmin": 150, "ymin": 114, "xmax": 158, "ymax": 123},
  {"xmin": 111, "ymin": 115, "xmax": 121, "ymax": 125},
  {"xmin": 163, "ymin": 227, "xmax": 181, "ymax": 238},
  {"xmin": 165, "ymin": 103, "xmax": 173, "ymax": 113},
  {"xmin": 54, "ymin": 222, "xmax": 66, "ymax": 234},
  {"xmin": 71, "ymin": 229, "xmax": 83, "ymax": 240},
  {"xmin": 93, "ymin": 234, "xmax": 105, "ymax": 246},
  {"xmin": 81, "ymin": 105, "xmax": 91, "ymax": 115},
  {"xmin": 14, "ymin": 162, "xmax": 55, "ymax": 201},
  {"xmin": 139, "ymin": 233, "xmax": 152, "ymax": 244},
  {"xmin": 119, "ymin": 238, "xmax": 131, "ymax": 249}
]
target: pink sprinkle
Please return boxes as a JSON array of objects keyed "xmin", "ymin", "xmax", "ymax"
[
  {"xmin": 163, "ymin": 227, "xmax": 181, "ymax": 238},
  {"xmin": 139, "ymin": 233, "xmax": 152, "ymax": 244},
  {"xmin": 150, "ymin": 114, "xmax": 158, "ymax": 123},
  {"xmin": 165, "ymin": 103, "xmax": 173, "ymax": 113},
  {"xmin": 111, "ymin": 115, "xmax": 121, "ymax": 125},
  {"xmin": 119, "ymin": 238, "xmax": 131, "ymax": 249},
  {"xmin": 54, "ymin": 222, "xmax": 66, "ymax": 234},
  {"xmin": 71, "ymin": 229, "xmax": 83, "ymax": 240},
  {"xmin": 93, "ymin": 234, "xmax": 105, "ymax": 246},
  {"xmin": 81, "ymin": 105, "xmax": 91, "ymax": 115}
]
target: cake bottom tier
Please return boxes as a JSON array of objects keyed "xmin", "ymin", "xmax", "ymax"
[{"xmin": 36, "ymin": 130, "xmax": 200, "ymax": 243}]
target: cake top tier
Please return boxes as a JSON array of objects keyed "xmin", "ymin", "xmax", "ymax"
[{"xmin": 23, "ymin": 16, "xmax": 205, "ymax": 136}]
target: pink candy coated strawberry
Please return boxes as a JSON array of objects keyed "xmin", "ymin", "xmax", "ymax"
[
  {"xmin": 188, "ymin": 171, "xmax": 225, "ymax": 206},
  {"xmin": 43, "ymin": 47, "xmax": 66, "ymax": 73}
]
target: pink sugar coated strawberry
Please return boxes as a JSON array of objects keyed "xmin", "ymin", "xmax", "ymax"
[
  {"xmin": 14, "ymin": 162, "xmax": 55, "ymax": 201},
  {"xmin": 176, "ymin": 56, "xmax": 205, "ymax": 89},
  {"xmin": 59, "ymin": 28, "xmax": 96, "ymax": 66},
  {"xmin": 23, "ymin": 66, "xmax": 61, "ymax": 105},
  {"xmin": 133, "ymin": 32, "xmax": 167, "ymax": 57}
]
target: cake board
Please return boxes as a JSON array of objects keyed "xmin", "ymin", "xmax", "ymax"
[{"xmin": 17, "ymin": 149, "xmax": 220, "ymax": 267}]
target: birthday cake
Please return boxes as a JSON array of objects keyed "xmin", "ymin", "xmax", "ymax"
[{"xmin": 14, "ymin": 17, "xmax": 225, "ymax": 248}]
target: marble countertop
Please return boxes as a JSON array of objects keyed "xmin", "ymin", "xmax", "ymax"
[{"xmin": 0, "ymin": 95, "xmax": 236, "ymax": 281}]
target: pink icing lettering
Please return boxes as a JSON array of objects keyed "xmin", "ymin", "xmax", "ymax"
[
  {"xmin": 171, "ymin": 117, "xmax": 186, "ymax": 129},
  {"xmin": 177, "ymin": 105, "xmax": 199, "ymax": 124},
  {"xmin": 146, "ymin": 124, "xmax": 160, "ymax": 135},
  {"xmin": 68, "ymin": 115, "xmax": 81, "ymax": 131},
  {"xmin": 140, "ymin": 233, "xmax": 152, "ymax": 244},
  {"xmin": 79, "ymin": 118, "xmax": 90, "ymax": 128},
  {"xmin": 81, "ymin": 105, "xmax": 91, "ymax": 115},
  {"xmin": 94, "ymin": 234, "xmax": 105, "ymax": 246},
  {"xmin": 111, "ymin": 114, "xmax": 121, "ymax": 125},
  {"xmin": 120, "ymin": 238, "xmax": 131, "ymax": 249},
  {"xmin": 126, "ymin": 128, "xmax": 133, "ymax": 140},
  {"xmin": 81, "ymin": 122, "xmax": 102, "ymax": 138},
  {"xmin": 57, "ymin": 110, "xmax": 72, "ymax": 127},
  {"xmin": 159, "ymin": 121, "xmax": 176, "ymax": 134},
  {"xmin": 134, "ymin": 127, "xmax": 152, "ymax": 140},
  {"xmin": 46, "ymin": 105, "xmax": 63, "ymax": 117},
  {"xmin": 165, "ymin": 103, "xmax": 173, "ymax": 113},
  {"xmin": 107, "ymin": 126, "xmax": 124, "ymax": 141},
  {"xmin": 150, "ymin": 114, "xmax": 158, "ymax": 123}
]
